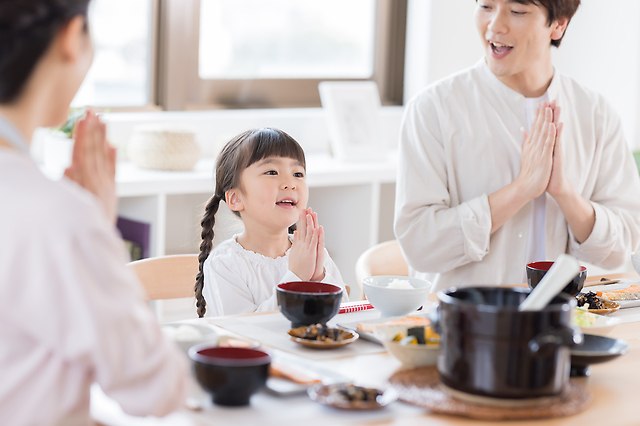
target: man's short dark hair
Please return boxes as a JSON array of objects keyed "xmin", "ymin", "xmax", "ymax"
[
  {"xmin": 523, "ymin": 0, "xmax": 581, "ymax": 47},
  {"xmin": 478, "ymin": 0, "xmax": 581, "ymax": 47}
]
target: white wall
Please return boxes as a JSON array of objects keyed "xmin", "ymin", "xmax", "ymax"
[
  {"xmin": 551, "ymin": 0, "xmax": 640, "ymax": 150},
  {"xmin": 404, "ymin": 0, "xmax": 640, "ymax": 150},
  {"xmin": 404, "ymin": 0, "xmax": 482, "ymax": 103}
]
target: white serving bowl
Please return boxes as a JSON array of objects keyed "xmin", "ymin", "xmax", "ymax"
[
  {"xmin": 161, "ymin": 322, "xmax": 218, "ymax": 355},
  {"xmin": 374, "ymin": 325, "xmax": 439, "ymax": 368},
  {"xmin": 362, "ymin": 275, "xmax": 432, "ymax": 317},
  {"xmin": 632, "ymin": 252, "xmax": 640, "ymax": 276}
]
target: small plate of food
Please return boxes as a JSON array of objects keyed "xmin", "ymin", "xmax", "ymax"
[
  {"xmin": 594, "ymin": 283, "xmax": 640, "ymax": 308},
  {"xmin": 288, "ymin": 324, "xmax": 358, "ymax": 349},
  {"xmin": 576, "ymin": 291, "xmax": 620, "ymax": 315},
  {"xmin": 308, "ymin": 383, "xmax": 397, "ymax": 410},
  {"xmin": 339, "ymin": 314, "xmax": 432, "ymax": 344},
  {"xmin": 572, "ymin": 307, "xmax": 621, "ymax": 336},
  {"xmin": 374, "ymin": 324, "xmax": 440, "ymax": 368}
]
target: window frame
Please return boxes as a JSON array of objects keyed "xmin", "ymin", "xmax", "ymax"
[
  {"xmin": 87, "ymin": 0, "xmax": 162, "ymax": 113},
  {"xmin": 156, "ymin": 0, "xmax": 407, "ymax": 110}
]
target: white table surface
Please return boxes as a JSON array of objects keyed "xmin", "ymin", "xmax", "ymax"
[{"xmin": 92, "ymin": 278, "xmax": 640, "ymax": 426}]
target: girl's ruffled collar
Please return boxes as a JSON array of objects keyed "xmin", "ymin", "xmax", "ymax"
[{"xmin": 228, "ymin": 234, "xmax": 293, "ymax": 264}]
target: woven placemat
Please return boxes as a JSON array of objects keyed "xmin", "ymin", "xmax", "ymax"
[{"xmin": 389, "ymin": 366, "xmax": 592, "ymax": 421}]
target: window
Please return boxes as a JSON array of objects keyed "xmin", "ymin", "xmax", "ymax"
[
  {"xmin": 198, "ymin": 0, "xmax": 376, "ymax": 80},
  {"xmin": 158, "ymin": 0, "xmax": 407, "ymax": 110},
  {"xmin": 72, "ymin": 0, "xmax": 157, "ymax": 109},
  {"xmin": 68, "ymin": 0, "xmax": 406, "ymax": 110}
]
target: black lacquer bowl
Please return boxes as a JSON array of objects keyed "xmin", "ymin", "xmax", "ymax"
[
  {"xmin": 527, "ymin": 261, "xmax": 587, "ymax": 296},
  {"xmin": 570, "ymin": 334, "xmax": 628, "ymax": 377},
  {"xmin": 189, "ymin": 345, "xmax": 271, "ymax": 406},
  {"xmin": 433, "ymin": 287, "xmax": 582, "ymax": 400},
  {"xmin": 276, "ymin": 281, "xmax": 343, "ymax": 328}
]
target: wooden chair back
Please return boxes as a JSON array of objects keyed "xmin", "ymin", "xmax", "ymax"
[
  {"xmin": 128, "ymin": 254, "xmax": 199, "ymax": 300},
  {"xmin": 355, "ymin": 239, "xmax": 409, "ymax": 300}
]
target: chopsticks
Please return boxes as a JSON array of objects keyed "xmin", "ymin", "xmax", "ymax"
[
  {"xmin": 583, "ymin": 279, "xmax": 620, "ymax": 288},
  {"xmin": 270, "ymin": 362, "xmax": 321, "ymax": 385},
  {"xmin": 339, "ymin": 301, "xmax": 374, "ymax": 314}
]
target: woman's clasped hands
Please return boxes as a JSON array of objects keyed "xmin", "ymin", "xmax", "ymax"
[
  {"xmin": 64, "ymin": 110, "xmax": 118, "ymax": 224},
  {"xmin": 516, "ymin": 100, "xmax": 570, "ymax": 201},
  {"xmin": 288, "ymin": 208, "xmax": 326, "ymax": 282}
]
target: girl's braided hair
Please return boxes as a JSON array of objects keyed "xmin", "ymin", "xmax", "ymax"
[
  {"xmin": 195, "ymin": 128, "xmax": 306, "ymax": 317},
  {"xmin": 0, "ymin": 0, "xmax": 90, "ymax": 103}
]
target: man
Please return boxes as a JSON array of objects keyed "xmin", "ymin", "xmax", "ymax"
[{"xmin": 394, "ymin": 0, "xmax": 640, "ymax": 292}]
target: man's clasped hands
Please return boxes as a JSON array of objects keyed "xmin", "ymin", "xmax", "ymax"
[{"xmin": 517, "ymin": 100, "xmax": 572, "ymax": 200}]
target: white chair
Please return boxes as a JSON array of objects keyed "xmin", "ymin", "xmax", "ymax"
[{"xmin": 354, "ymin": 239, "xmax": 409, "ymax": 300}]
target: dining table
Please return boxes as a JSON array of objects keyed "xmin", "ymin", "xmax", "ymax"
[{"xmin": 91, "ymin": 272, "xmax": 640, "ymax": 426}]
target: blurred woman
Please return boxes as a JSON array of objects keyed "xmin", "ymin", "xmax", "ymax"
[{"xmin": 0, "ymin": 1, "xmax": 187, "ymax": 424}]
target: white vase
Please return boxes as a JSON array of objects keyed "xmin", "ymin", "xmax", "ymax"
[{"xmin": 38, "ymin": 130, "xmax": 74, "ymax": 180}]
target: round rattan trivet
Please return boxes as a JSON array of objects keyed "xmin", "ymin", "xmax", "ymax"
[{"xmin": 389, "ymin": 366, "xmax": 592, "ymax": 421}]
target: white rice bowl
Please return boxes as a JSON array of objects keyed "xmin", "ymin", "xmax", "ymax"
[{"xmin": 363, "ymin": 275, "xmax": 432, "ymax": 317}]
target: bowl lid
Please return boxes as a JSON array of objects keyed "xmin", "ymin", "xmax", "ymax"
[{"xmin": 438, "ymin": 286, "xmax": 575, "ymax": 313}]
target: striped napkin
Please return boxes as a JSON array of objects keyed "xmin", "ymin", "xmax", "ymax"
[{"xmin": 338, "ymin": 301, "xmax": 374, "ymax": 314}]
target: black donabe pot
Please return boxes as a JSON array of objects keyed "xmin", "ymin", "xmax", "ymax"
[{"xmin": 432, "ymin": 287, "xmax": 582, "ymax": 400}]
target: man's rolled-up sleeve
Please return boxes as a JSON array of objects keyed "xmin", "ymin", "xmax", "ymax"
[{"xmin": 568, "ymin": 101, "xmax": 640, "ymax": 268}]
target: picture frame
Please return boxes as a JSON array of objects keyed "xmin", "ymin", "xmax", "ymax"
[{"xmin": 318, "ymin": 81, "xmax": 387, "ymax": 162}]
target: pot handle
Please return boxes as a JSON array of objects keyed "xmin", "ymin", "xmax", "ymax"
[{"xmin": 528, "ymin": 326, "xmax": 583, "ymax": 356}]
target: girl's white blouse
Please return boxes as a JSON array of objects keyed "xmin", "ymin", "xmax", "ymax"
[
  {"xmin": 0, "ymin": 150, "xmax": 187, "ymax": 426},
  {"xmin": 203, "ymin": 235, "xmax": 348, "ymax": 316}
]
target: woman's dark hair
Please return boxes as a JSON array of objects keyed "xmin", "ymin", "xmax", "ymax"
[
  {"xmin": 0, "ymin": 0, "xmax": 90, "ymax": 103},
  {"xmin": 476, "ymin": 0, "xmax": 581, "ymax": 47},
  {"xmin": 194, "ymin": 128, "xmax": 306, "ymax": 317}
]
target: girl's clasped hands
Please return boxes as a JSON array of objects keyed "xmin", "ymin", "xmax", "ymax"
[{"xmin": 288, "ymin": 207, "xmax": 326, "ymax": 282}]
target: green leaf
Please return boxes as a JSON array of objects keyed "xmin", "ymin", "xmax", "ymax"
[{"xmin": 54, "ymin": 108, "xmax": 86, "ymax": 138}]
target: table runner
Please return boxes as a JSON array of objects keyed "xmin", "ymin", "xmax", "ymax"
[{"xmin": 206, "ymin": 311, "xmax": 386, "ymax": 360}]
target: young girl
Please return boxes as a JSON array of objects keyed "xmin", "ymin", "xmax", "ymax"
[{"xmin": 194, "ymin": 128, "xmax": 348, "ymax": 317}]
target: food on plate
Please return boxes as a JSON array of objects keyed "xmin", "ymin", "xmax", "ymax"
[
  {"xmin": 392, "ymin": 325, "xmax": 439, "ymax": 346},
  {"xmin": 357, "ymin": 316, "xmax": 432, "ymax": 334},
  {"xmin": 597, "ymin": 284, "xmax": 640, "ymax": 301},
  {"xmin": 308, "ymin": 382, "xmax": 396, "ymax": 410},
  {"xmin": 289, "ymin": 324, "xmax": 351, "ymax": 342},
  {"xmin": 572, "ymin": 307, "xmax": 599, "ymax": 327},
  {"xmin": 387, "ymin": 278, "xmax": 414, "ymax": 289},
  {"xmin": 329, "ymin": 384, "xmax": 383, "ymax": 403},
  {"xmin": 576, "ymin": 291, "xmax": 605, "ymax": 309}
]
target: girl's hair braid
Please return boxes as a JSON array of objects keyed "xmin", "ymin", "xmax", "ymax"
[
  {"xmin": 194, "ymin": 127, "xmax": 306, "ymax": 316},
  {"xmin": 195, "ymin": 194, "xmax": 221, "ymax": 317}
]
